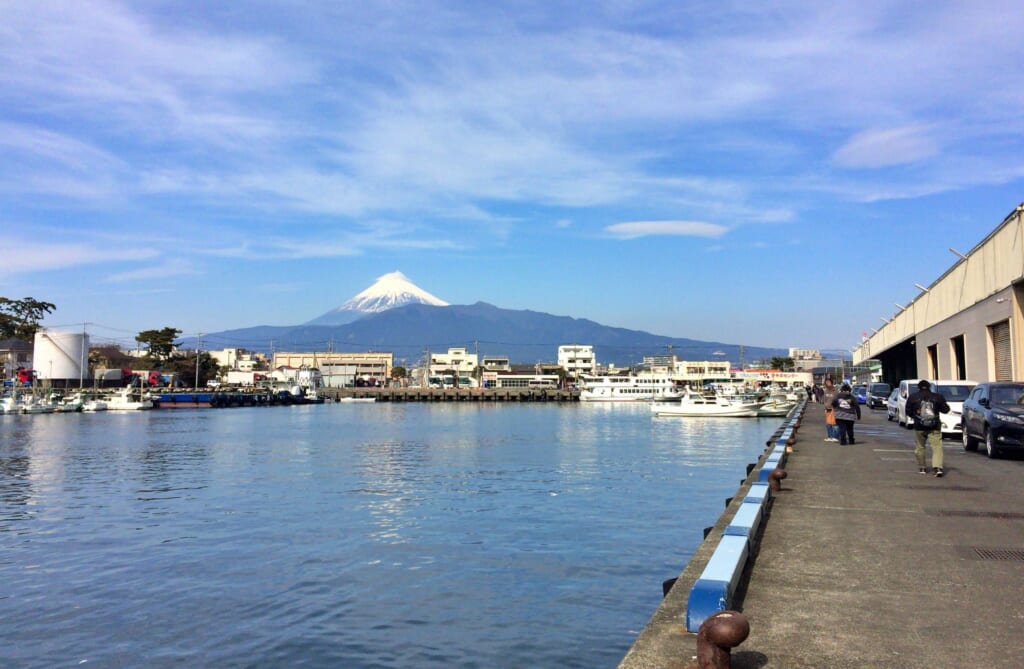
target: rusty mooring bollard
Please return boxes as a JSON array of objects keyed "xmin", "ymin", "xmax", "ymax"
[
  {"xmin": 695, "ymin": 610, "xmax": 750, "ymax": 669},
  {"xmin": 768, "ymin": 467, "xmax": 787, "ymax": 492}
]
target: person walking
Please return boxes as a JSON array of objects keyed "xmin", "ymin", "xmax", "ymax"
[
  {"xmin": 831, "ymin": 383, "xmax": 861, "ymax": 444},
  {"xmin": 821, "ymin": 377, "xmax": 840, "ymax": 442},
  {"xmin": 906, "ymin": 380, "xmax": 951, "ymax": 477}
]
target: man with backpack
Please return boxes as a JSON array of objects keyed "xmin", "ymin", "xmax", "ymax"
[{"xmin": 906, "ymin": 380, "xmax": 951, "ymax": 477}]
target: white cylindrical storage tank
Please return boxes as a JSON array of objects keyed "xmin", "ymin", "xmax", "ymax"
[{"xmin": 33, "ymin": 331, "xmax": 90, "ymax": 381}]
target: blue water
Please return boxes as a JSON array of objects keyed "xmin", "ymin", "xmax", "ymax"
[{"xmin": 0, "ymin": 403, "xmax": 777, "ymax": 668}]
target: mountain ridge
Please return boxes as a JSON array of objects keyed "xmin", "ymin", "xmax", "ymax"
[{"xmin": 194, "ymin": 301, "xmax": 786, "ymax": 367}]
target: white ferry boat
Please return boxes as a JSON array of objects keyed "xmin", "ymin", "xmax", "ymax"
[{"xmin": 578, "ymin": 374, "xmax": 683, "ymax": 402}]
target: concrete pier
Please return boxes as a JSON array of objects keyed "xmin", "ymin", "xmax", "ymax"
[
  {"xmin": 322, "ymin": 387, "xmax": 580, "ymax": 402},
  {"xmin": 620, "ymin": 402, "xmax": 1024, "ymax": 668}
]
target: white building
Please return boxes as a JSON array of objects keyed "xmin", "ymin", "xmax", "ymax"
[
  {"xmin": 429, "ymin": 347, "xmax": 479, "ymax": 376},
  {"xmin": 558, "ymin": 344, "xmax": 595, "ymax": 377}
]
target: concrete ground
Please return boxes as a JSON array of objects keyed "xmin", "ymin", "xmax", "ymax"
[{"xmin": 620, "ymin": 402, "xmax": 1024, "ymax": 668}]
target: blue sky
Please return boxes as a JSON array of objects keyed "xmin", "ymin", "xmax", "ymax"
[{"xmin": 3, "ymin": 1, "xmax": 1023, "ymax": 352}]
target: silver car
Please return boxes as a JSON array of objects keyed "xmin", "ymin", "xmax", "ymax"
[{"xmin": 886, "ymin": 389, "xmax": 900, "ymax": 421}]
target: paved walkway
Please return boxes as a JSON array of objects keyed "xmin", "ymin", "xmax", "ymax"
[{"xmin": 620, "ymin": 403, "xmax": 1024, "ymax": 668}]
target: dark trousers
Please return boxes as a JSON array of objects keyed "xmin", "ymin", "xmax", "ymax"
[{"xmin": 836, "ymin": 419, "xmax": 855, "ymax": 444}]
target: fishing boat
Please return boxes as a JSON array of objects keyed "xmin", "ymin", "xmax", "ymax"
[
  {"xmin": 106, "ymin": 387, "xmax": 154, "ymax": 410},
  {"xmin": 755, "ymin": 392, "xmax": 797, "ymax": 417},
  {"xmin": 81, "ymin": 393, "xmax": 108, "ymax": 412},
  {"xmin": 651, "ymin": 390, "xmax": 767, "ymax": 417}
]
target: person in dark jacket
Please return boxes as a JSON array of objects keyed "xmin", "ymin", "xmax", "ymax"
[
  {"xmin": 905, "ymin": 380, "xmax": 951, "ymax": 477},
  {"xmin": 831, "ymin": 383, "xmax": 861, "ymax": 445}
]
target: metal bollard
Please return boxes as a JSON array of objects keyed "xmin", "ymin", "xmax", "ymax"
[
  {"xmin": 768, "ymin": 467, "xmax": 787, "ymax": 492},
  {"xmin": 695, "ymin": 610, "xmax": 750, "ymax": 669}
]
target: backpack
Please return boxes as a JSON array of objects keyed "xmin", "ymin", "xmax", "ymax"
[{"xmin": 917, "ymin": 398, "xmax": 939, "ymax": 429}]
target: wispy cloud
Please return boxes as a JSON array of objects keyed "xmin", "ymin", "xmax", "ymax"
[
  {"xmin": 0, "ymin": 239, "xmax": 159, "ymax": 275},
  {"xmin": 604, "ymin": 221, "xmax": 729, "ymax": 239},
  {"xmin": 103, "ymin": 258, "xmax": 198, "ymax": 283},
  {"xmin": 832, "ymin": 126, "xmax": 940, "ymax": 168}
]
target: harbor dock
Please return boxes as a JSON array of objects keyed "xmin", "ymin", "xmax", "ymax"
[
  {"xmin": 620, "ymin": 402, "xmax": 1024, "ymax": 668},
  {"xmin": 321, "ymin": 387, "xmax": 580, "ymax": 402}
]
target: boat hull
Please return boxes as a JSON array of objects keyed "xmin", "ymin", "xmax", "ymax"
[{"xmin": 652, "ymin": 404, "xmax": 763, "ymax": 417}]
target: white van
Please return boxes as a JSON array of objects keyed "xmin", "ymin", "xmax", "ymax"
[{"xmin": 897, "ymin": 378, "xmax": 978, "ymax": 433}]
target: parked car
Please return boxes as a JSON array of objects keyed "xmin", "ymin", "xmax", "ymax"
[
  {"xmin": 961, "ymin": 382, "xmax": 1024, "ymax": 458},
  {"xmin": 896, "ymin": 379, "xmax": 927, "ymax": 427},
  {"xmin": 852, "ymin": 385, "xmax": 867, "ymax": 404},
  {"xmin": 932, "ymin": 381, "xmax": 977, "ymax": 436},
  {"xmin": 865, "ymin": 382, "xmax": 891, "ymax": 409},
  {"xmin": 886, "ymin": 389, "xmax": 900, "ymax": 421}
]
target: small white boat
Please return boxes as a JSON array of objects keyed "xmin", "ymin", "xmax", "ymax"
[
  {"xmin": 0, "ymin": 395, "xmax": 19, "ymax": 414},
  {"xmin": 82, "ymin": 396, "xmax": 108, "ymax": 412},
  {"xmin": 756, "ymin": 398, "xmax": 797, "ymax": 417},
  {"xmin": 652, "ymin": 390, "xmax": 767, "ymax": 417},
  {"xmin": 19, "ymin": 396, "xmax": 57, "ymax": 414},
  {"xmin": 338, "ymin": 397, "xmax": 376, "ymax": 403},
  {"xmin": 106, "ymin": 387, "xmax": 153, "ymax": 410}
]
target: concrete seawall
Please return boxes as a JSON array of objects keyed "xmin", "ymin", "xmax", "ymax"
[{"xmin": 618, "ymin": 403, "xmax": 802, "ymax": 667}]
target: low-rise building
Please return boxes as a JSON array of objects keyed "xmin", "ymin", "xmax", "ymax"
[
  {"xmin": 272, "ymin": 351, "xmax": 392, "ymax": 387},
  {"xmin": 558, "ymin": 344, "xmax": 595, "ymax": 377}
]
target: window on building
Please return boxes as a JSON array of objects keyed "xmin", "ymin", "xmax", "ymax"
[
  {"xmin": 950, "ymin": 335, "xmax": 966, "ymax": 380},
  {"xmin": 927, "ymin": 344, "xmax": 938, "ymax": 379}
]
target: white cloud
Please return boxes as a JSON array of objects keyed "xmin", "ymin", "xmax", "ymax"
[
  {"xmin": 104, "ymin": 258, "xmax": 197, "ymax": 283},
  {"xmin": 604, "ymin": 221, "xmax": 729, "ymax": 239},
  {"xmin": 0, "ymin": 239, "xmax": 159, "ymax": 275},
  {"xmin": 832, "ymin": 126, "xmax": 940, "ymax": 168}
]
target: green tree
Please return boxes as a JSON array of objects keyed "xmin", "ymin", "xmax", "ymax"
[
  {"xmin": 135, "ymin": 327, "xmax": 182, "ymax": 361},
  {"xmin": 768, "ymin": 356, "xmax": 795, "ymax": 371},
  {"xmin": 163, "ymin": 351, "xmax": 218, "ymax": 387},
  {"xmin": 0, "ymin": 297, "xmax": 56, "ymax": 341},
  {"xmin": 390, "ymin": 366, "xmax": 407, "ymax": 380}
]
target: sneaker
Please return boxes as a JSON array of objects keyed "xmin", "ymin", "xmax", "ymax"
[
  {"xmin": 849, "ymin": 439, "xmax": 856, "ymax": 444},
  {"xmin": 934, "ymin": 467, "xmax": 944, "ymax": 478},
  {"xmin": 918, "ymin": 467, "xmax": 928, "ymax": 475}
]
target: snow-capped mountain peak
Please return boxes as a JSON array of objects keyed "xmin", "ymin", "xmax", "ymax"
[
  {"xmin": 344, "ymin": 271, "xmax": 448, "ymax": 312},
  {"xmin": 306, "ymin": 271, "xmax": 448, "ymax": 325}
]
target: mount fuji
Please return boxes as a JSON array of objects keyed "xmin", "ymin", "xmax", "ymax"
[
  {"xmin": 193, "ymin": 271, "xmax": 787, "ymax": 365},
  {"xmin": 304, "ymin": 271, "xmax": 448, "ymax": 326}
]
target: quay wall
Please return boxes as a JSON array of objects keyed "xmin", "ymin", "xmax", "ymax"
[
  {"xmin": 617, "ymin": 401, "xmax": 806, "ymax": 667},
  {"xmin": 323, "ymin": 387, "xmax": 580, "ymax": 402}
]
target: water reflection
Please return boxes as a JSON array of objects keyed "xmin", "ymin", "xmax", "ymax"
[{"xmin": 0, "ymin": 404, "xmax": 782, "ymax": 669}]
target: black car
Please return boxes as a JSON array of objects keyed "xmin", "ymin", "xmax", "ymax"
[
  {"xmin": 961, "ymin": 382, "xmax": 1024, "ymax": 458},
  {"xmin": 865, "ymin": 382, "xmax": 891, "ymax": 409}
]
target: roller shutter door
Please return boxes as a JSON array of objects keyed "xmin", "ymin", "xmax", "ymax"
[{"xmin": 992, "ymin": 320, "xmax": 1012, "ymax": 381}]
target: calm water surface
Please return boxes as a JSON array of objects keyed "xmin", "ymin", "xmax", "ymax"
[{"xmin": 1, "ymin": 403, "xmax": 777, "ymax": 668}]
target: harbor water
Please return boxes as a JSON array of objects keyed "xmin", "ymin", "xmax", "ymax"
[{"xmin": 1, "ymin": 403, "xmax": 777, "ymax": 668}]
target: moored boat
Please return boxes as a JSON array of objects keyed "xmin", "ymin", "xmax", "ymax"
[
  {"xmin": 579, "ymin": 373, "xmax": 683, "ymax": 402},
  {"xmin": 651, "ymin": 390, "xmax": 767, "ymax": 417},
  {"xmin": 106, "ymin": 387, "xmax": 154, "ymax": 410}
]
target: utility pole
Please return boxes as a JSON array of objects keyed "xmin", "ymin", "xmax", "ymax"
[{"xmin": 195, "ymin": 332, "xmax": 204, "ymax": 389}]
